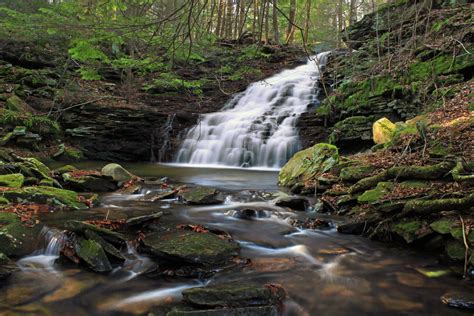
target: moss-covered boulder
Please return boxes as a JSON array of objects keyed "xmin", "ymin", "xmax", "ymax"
[
  {"xmin": 357, "ymin": 181, "xmax": 394, "ymax": 203},
  {"xmin": 53, "ymin": 144, "xmax": 85, "ymax": 162},
  {"xmin": 340, "ymin": 164, "xmax": 376, "ymax": 182},
  {"xmin": 2, "ymin": 186, "xmax": 88, "ymax": 210},
  {"xmin": 279, "ymin": 143, "xmax": 339, "ymax": 187},
  {"xmin": 74, "ymin": 238, "xmax": 112, "ymax": 273},
  {"xmin": 328, "ymin": 116, "xmax": 374, "ymax": 148},
  {"xmin": 101, "ymin": 163, "xmax": 133, "ymax": 182},
  {"xmin": 62, "ymin": 172, "xmax": 117, "ymax": 192},
  {"xmin": 141, "ymin": 230, "xmax": 239, "ymax": 266},
  {"xmin": 178, "ymin": 187, "xmax": 224, "ymax": 205},
  {"xmin": 373, "ymin": 117, "xmax": 397, "ymax": 144},
  {"xmin": 392, "ymin": 218, "xmax": 432, "ymax": 243},
  {"xmin": 181, "ymin": 283, "xmax": 286, "ymax": 308},
  {"xmin": 0, "ymin": 173, "xmax": 24, "ymax": 188},
  {"xmin": 0, "ymin": 222, "xmax": 43, "ymax": 257},
  {"xmin": 63, "ymin": 221, "xmax": 125, "ymax": 245}
]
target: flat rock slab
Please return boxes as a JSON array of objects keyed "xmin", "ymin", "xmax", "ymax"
[
  {"xmin": 166, "ymin": 305, "xmax": 278, "ymax": 316},
  {"xmin": 441, "ymin": 291, "xmax": 474, "ymax": 310},
  {"xmin": 141, "ymin": 230, "xmax": 239, "ymax": 265},
  {"xmin": 182, "ymin": 283, "xmax": 286, "ymax": 308},
  {"xmin": 179, "ymin": 187, "xmax": 224, "ymax": 205},
  {"xmin": 141, "ymin": 190, "xmax": 176, "ymax": 202},
  {"xmin": 126, "ymin": 211, "xmax": 163, "ymax": 226}
]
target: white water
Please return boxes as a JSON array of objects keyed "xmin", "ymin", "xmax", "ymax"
[{"xmin": 176, "ymin": 52, "xmax": 330, "ymax": 168}]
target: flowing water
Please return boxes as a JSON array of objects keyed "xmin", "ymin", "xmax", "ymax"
[
  {"xmin": 1, "ymin": 164, "xmax": 473, "ymax": 315},
  {"xmin": 176, "ymin": 53, "xmax": 329, "ymax": 168}
]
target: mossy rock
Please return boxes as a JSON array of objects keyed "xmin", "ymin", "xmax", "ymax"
[
  {"xmin": 392, "ymin": 218, "xmax": 431, "ymax": 243},
  {"xmin": 63, "ymin": 221, "xmax": 125, "ymax": 244},
  {"xmin": 181, "ymin": 283, "xmax": 286, "ymax": 308},
  {"xmin": 54, "ymin": 164, "xmax": 78, "ymax": 175},
  {"xmin": 6, "ymin": 95, "xmax": 32, "ymax": 112},
  {"xmin": 445, "ymin": 240, "xmax": 466, "ymax": 261},
  {"xmin": 0, "ymin": 197, "xmax": 9, "ymax": 205},
  {"xmin": 62, "ymin": 173, "xmax": 117, "ymax": 192},
  {"xmin": 0, "ymin": 223, "xmax": 43, "ymax": 257},
  {"xmin": 141, "ymin": 230, "xmax": 239, "ymax": 266},
  {"xmin": 279, "ymin": 143, "xmax": 339, "ymax": 187},
  {"xmin": 2, "ymin": 186, "xmax": 87, "ymax": 210},
  {"xmin": 358, "ymin": 181, "xmax": 394, "ymax": 203},
  {"xmin": 84, "ymin": 229, "xmax": 125, "ymax": 262},
  {"xmin": 53, "ymin": 144, "xmax": 85, "ymax": 162},
  {"xmin": 165, "ymin": 306, "xmax": 278, "ymax": 316},
  {"xmin": 340, "ymin": 164, "xmax": 376, "ymax": 182},
  {"xmin": 74, "ymin": 238, "xmax": 112, "ymax": 273},
  {"xmin": 431, "ymin": 218, "xmax": 474, "ymax": 245},
  {"xmin": 0, "ymin": 212, "xmax": 20, "ymax": 226},
  {"xmin": 101, "ymin": 163, "xmax": 133, "ymax": 182},
  {"xmin": 179, "ymin": 187, "xmax": 224, "ymax": 205},
  {"xmin": 373, "ymin": 117, "xmax": 397, "ymax": 144},
  {"xmin": 0, "ymin": 173, "xmax": 24, "ymax": 188}
]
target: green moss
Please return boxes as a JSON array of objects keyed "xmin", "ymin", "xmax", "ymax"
[
  {"xmin": 408, "ymin": 52, "xmax": 474, "ymax": 82},
  {"xmin": 340, "ymin": 164, "xmax": 376, "ymax": 182},
  {"xmin": 279, "ymin": 143, "xmax": 339, "ymax": 187},
  {"xmin": 0, "ymin": 174, "xmax": 24, "ymax": 188},
  {"xmin": 75, "ymin": 238, "xmax": 112, "ymax": 272},
  {"xmin": 0, "ymin": 197, "xmax": 9, "ymax": 205},
  {"xmin": 357, "ymin": 181, "xmax": 394, "ymax": 203},
  {"xmin": 0, "ymin": 223, "xmax": 43, "ymax": 257},
  {"xmin": 2, "ymin": 186, "xmax": 87, "ymax": 210},
  {"xmin": 445, "ymin": 240, "xmax": 466, "ymax": 261},
  {"xmin": 393, "ymin": 219, "xmax": 427, "ymax": 243},
  {"xmin": 0, "ymin": 212, "xmax": 19, "ymax": 225}
]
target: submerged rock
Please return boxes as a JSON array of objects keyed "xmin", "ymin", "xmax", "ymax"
[
  {"xmin": 141, "ymin": 230, "xmax": 239, "ymax": 265},
  {"xmin": 101, "ymin": 163, "xmax": 133, "ymax": 182},
  {"xmin": 179, "ymin": 187, "xmax": 224, "ymax": 205},
  {"xmin": 182, "ymin": 283, "xmax": 286, "ymax": 308},
  {"xmin": 441, "ymin": 291, "xmax": 474, "ymax": 310}
]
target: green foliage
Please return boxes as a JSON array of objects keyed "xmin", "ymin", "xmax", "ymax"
[
  {"xmin": 143, "ymin": 72, "xmax": 206, "ymax": 96},
  {"xmin": 237, "ymin": 45, "xmax": 271, "ymax": 62},
  {"xmin": 0, "ymin": 109, "xmax": 60, "ymax": 135},
  {"xmin": 228, "ymin": 66, "xmax": 263, "ymax": 81}
]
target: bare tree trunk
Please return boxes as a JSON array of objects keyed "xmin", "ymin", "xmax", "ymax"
[
  {"xmin": 272, "ymin": 0, "xmax": 279, "ymax": 44},
  {"xmin": 286, "ymin": 0, "xmax": 296, "ymax": 44},
  {"xmin": 337, "ymin": 0, "xmax": 343, "ymax": 48},
  {"xmin": 216, "ymin": 0, "xmax": 225, "ymax": 37},
  {"xmin": 303, "ymin": 0, "xmax": 312, "ymax": 45},
  {"xmin": 349, "ymin": 0, "xmax": 357, "ymax": 25},
  {"xmin": 225, "ymin": 0, "xmax": 233, "ymax": 38},
  {"xmin": 264, "ymin": 0, "xmax": 270, "ymax": 43}
]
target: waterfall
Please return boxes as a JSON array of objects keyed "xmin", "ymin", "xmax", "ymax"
[
  {"xmin": 17, "ymin": 227, "xmax": 66, "ymax": 271},
  {"xmin": 175, "ymin": 52, "xmax": 330, "ymax": 168}
]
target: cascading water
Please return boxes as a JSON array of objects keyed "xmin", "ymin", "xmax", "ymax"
[{"xmin": 176, "ymin": 52, "xmax": 330, "ymax": 168}]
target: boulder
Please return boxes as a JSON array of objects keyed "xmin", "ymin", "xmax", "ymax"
[
  {"xmin": 0, "ymin": 252, "xmax": 17, "ymax": 280},
  {"xmin": 0, "ymin": 222, "xmax": 43, "ymax": 257},
  {"xmin": 179, "ymin": 187, "xmax": 224, "ymax": 205},
  {"xmin": 53, "ymin": 144, "xmax": 85, "ymax": 162},
  {"xmin": 274, "ymin": 196, "xmax": 309, "ymax": 211},
  {"xmin": 63, "ymin": 221, "xmax": 125, "ymax": 245},
  {"xmin": 441, "ymin": 291, "xmax": 474, "ymax": 310},
  {"xmin": 6, "ymin": 95, "xmax": 33, "ymax": 112},
  {"xmin": 279, "ymin": 143, "xmax": 339, "ymax": 188},
  {"xmin": 126, "ymin": 211, "xmax": 163, "ymax": 226},
  {"xmin": 0, "ymin": 173, "xmax": 24, "ymax": 188},
  {"xmin": 141, "ymin": 230, "xmax": 239, "ymax": 266},
  {"xmin": 181, "ymin": 283, "xmax": 286, "ymax": 308},
  {"xmin": 84, "ymin": 229, "xmax": 125, "ymax": 261},
  {"xmin": 2, "ymin": 186, "xmax": 88, "ymax": 210},
  {"xmin": 62, "ymin": 173, "xmax": 117, "ymax": 192},
  {"xmin": 372, "ymin": 117, "xmax": 396, "ymax": 144},
  {"xmin": 74, "ymin": 238, "xmax": 112, "ymax": 273},
  {"xmin": 101, "ymin": 163, "xmax": 133, "ymax": 182}
]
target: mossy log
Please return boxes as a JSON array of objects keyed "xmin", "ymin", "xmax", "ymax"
[
  {"xmin": 385, "ymin": 161, "xmax": 455, "ymax": 180},
  {"xmin": 452, "ymin": 160, "xmax": 474, "ymax": 183},
  {"xmin": 403, "ymin": 193, "xmax": 474, "ymax": 215},
  {"xmin": 349, "ymin": 172, "xmax": 388, "ymax": 194}
]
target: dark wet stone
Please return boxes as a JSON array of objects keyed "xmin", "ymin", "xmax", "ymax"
[
  {"xmin": 0, "ymin": 223, "xmax": 44, "ymax": 257},
  {"xmin": 166, "ymin": 305, "xmax": 278, "ymax": 316},
  {"xmin": 182, "ymin": 283, "xmax": 286, "ymax": 308},
  {"xmin": 141, "ymin": 230, "xmax": 239, "ymax": 265},
  {"xmin": 84, "ymin": 229, "xmax": 125, "ymax": 261},
  {"xmin": 126, "ymin": 211, "xmax": 163, "ymax": 226},
  {"xmin": 179, "ymin": 187, "xmax": 224, "ymax": 205},
  {"xmin": 63, "ymin": 220, "xmax": 126, "ymax": 245},
  {"xmin": 441, "ymin": 291, "xmax": 474, "ymax": 310},
  {"xmin": 74, "ymin": 237, "xmax": 112, "ymax": 273},
  {"xmin": 232, "ymin": 209, "xmax": 268, "ymax": 220},
  {"xmin": 337, "ymin": 221, "xmax": 367, "ymax": 235},
  {"xmin": 141, "ymin": 190, "xmax": 176, "ymax": 202},
  {"xmin": 275, "ymin": 196, "xmax": 309, "ymax": 211},
  {"xmin": 62, "ymin": 174, "xmax": 117, "ymax": 192},
  {"xmin": 0, "ymin": 253, "xmax": 18, "ymax": 280}
]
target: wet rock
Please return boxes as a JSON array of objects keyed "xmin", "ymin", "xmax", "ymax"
[
  {"xmin": 441, "ymin": 291, "xmax": 474, "ymax": 310},
  {"xmin": 2, "ymin": 186, "xmax": 88, "ymax": 210},
  {"xmin": 0, "ymin": 252, "xmax": 17, "ymax": 280},
  {"xmin": 126, "ymin": 211, "xmax": 163, "ymax": 226},
  {"xmin": 337, "ymin": 221, "xmax": 368, "ymax": 235},
  {"xmin": 62, "ymin": 172, "xmax": 117, "ymax": 192},
  {"xmin": 101, "ymin": 163, "xmax": 133, "ymax": 182},
  {"xmin": 279, "ymin": 143, "xmax": 339, "ymax": 188},
  {"xmin": 274, "ymin": 196, "xmax": 309, "ymax": 211},
  {"xmin": 0, "ymin": 173, "xmax": 24, "ymax": 188},
  {"xmin": 0, "ymin": 223, "xmax": 43, "ymax": 257},
  {"xmin": 74, "ymin": 237, "xmax": 113, "ymax": 273},
  {"xmin": 141, "ymin": 230, "xmax": 239, "ymax": 266},
  {"xmin": 179, "ymin": 187, "xmax": 224, "ymax": 205},
  {"xmin": 166, "ymin": 306, "xmax": 278, "ymax": 316},
  {"xmin": 63, "ymin": 221, "xmax": 126, "ymax": 245},
  {"xmin": 141, "ymin": 190, "xmax": 176, "ymax": 202},
  {"xmin": 182, "ymin": 283, "xmax": 286, "ymax": 308},
  {"xmin": 231, "ymin": 208, "xmax": 268, "ymax": 220},
  {"xmin": 84, "ymin": 229, "xmax": 125, "ymax": 261},
  {"xmin": 392, "ymin": 218, "xmax": 432, "ymax": 243}
]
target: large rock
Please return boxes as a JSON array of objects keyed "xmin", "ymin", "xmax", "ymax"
[
  {"xmin": 0, "ymin": 222, "xmax": 43, "ymax": 257},
  {"xmin": 74, "ymin": 238, "xmax": 112, "ymax": 273},
  {"xmin": 101, "ymin": 163, "xmax": 133, "ymax": 182},
  {"xmin": 181, "ymin": 283, "xmax": 286, "ymax": 308},
  {"xmin": 63, "ymin": 221, "xmax": 126, "ymax": 245},
  {"xmin": 126, "ymin": 211, "xmax": 163, "ymax": 226},
  {"xmin": 279, "ymin": 143, "xmax": 339, "ymax": 187},
  {"xmin": 2, "ymin": 186, "xmax": 88, "ymax": 210},
  {"xmin": 441, "ymin": 291, "xmax": 474, "ymax": 311},
  {"xmin": 0, "ymin": 173, "xmax": 24, "ymax": 188},
  {"xmin": 62, "ymin": 172, "xmax": 117, "ymax": 192},
  {"xmin": 179, "ymin": 187, "xmax": 224, "ymax": 205},
  {"xmin": 274, "ymin": 196, "xmax": 309, "ymax": 211},
  {"xmin": 372, "ymin": 117, "xmax": 396, "ymax": 144},
  {"xmin": 141, "ymin": 230, "xmax": 239, "ymax": 265}
]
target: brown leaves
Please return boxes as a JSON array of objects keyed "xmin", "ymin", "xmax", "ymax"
[
  {"xmin": 176, "ymin": 224, "xmax": 209, "ymax": 233},
  {"xmin": 84, "ymin": 219, "xmax": 125, "ymax": 231},
  {"xmin": 1, "ymin": 203, "xmax": 50, "ymax": 227}
]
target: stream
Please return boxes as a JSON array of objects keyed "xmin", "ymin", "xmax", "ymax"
[{"xmin": 1, "ymin": 163, "xmax": 472, "ymax": 315}]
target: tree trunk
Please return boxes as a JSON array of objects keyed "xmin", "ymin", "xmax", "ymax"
[
  {"xmin": 349, "ymin": 0, "xmax": 358, "ymax": 25},
  {"xmin": 272, "ymin": 0, "xmax": 279, "ymax": 44},
  {"xmin": 286, "ymin": 0, "xmax": 296, "ymax": 44},
  {"xmin": 225, "ymin": 0, "xmax": 233, "ymax": 38},
  {"xmin": 303, "ymin": 0, "xmax": 312, "ymax": 45},
  {"xmin": 216, "ymin": 0, "xmax": 225, "ymax": 37}
]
